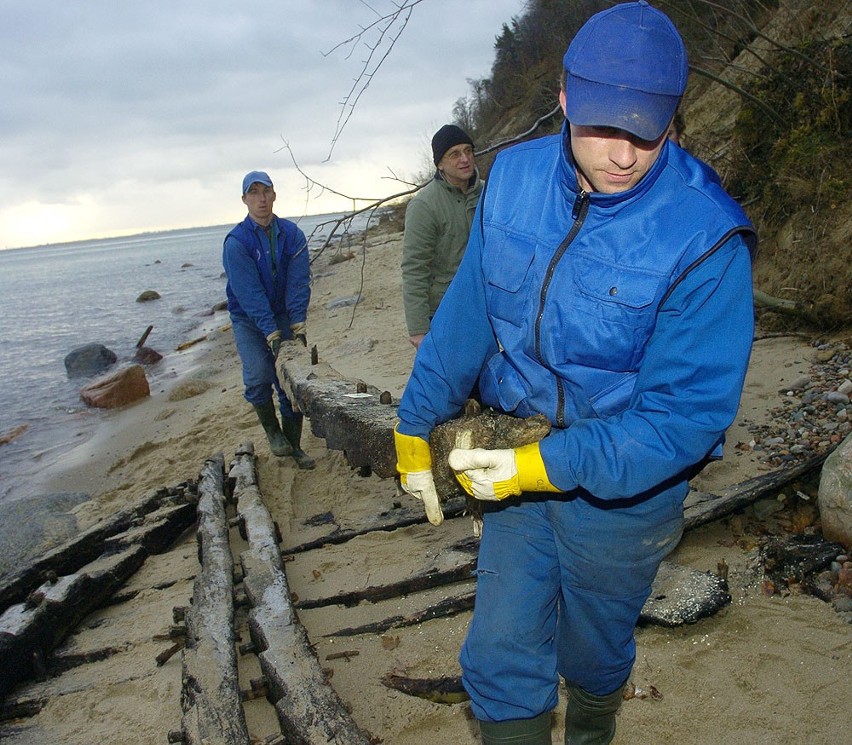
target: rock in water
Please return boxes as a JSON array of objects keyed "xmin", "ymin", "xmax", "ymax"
[
  {"xmin": 429, "ymin": 400, "xmax": 551, "ymax": 525},
  {"xmin": 64, "ymin": 343, "xmax": 117, "ymax": 378}
]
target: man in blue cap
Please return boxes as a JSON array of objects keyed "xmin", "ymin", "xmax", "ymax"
[
  {"xmin": 223, "ymin": 170, "xmax": 315, "ymax": 469},
  {"xmin": 394, "ymin": 2, "xmax": 756, "ymax": 742}
]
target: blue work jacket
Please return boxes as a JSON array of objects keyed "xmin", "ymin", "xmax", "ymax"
[
  {"xmin": 397, "ymin": 123, "xmax": 757, "ymax": 503},
  {"xmin": 223, "ymin": 215, "xmax": 310, "ymax": 339}
]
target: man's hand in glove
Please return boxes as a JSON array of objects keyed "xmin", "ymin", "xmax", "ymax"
[
  {"xmin": 394, "ymin": 425, "xmax": 443, "ymax": 525},
  {"xmin": 448, "ymin": 442, "xmax": 560, "ymax": 501},
  {"xmin": 290, "ymin": 322, "xmax": 307, "ymax": 347},
  {"xmin": 266, "ymin": 330, "xmax": 282, "ymax": 359}
]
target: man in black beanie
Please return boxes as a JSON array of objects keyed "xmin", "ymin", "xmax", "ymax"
[{"xmin": 401, "ymin": 124, "xmax": 484, "ymax": 348}]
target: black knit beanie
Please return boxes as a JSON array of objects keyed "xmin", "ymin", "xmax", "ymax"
[{"xmin": 431, "ymin": 124, "xmax": 474, "ymax": 165}]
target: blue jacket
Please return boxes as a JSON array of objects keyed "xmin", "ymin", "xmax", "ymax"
[
  {"xmin": 223, "ymin": 215, "xmax": 311, "ymax": 338},
  {"xmin": 397, "ymin": 123, "xmax": 757, "ymax": 503}
]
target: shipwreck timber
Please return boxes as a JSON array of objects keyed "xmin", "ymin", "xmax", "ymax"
[{"xmin": 0, "ymin": 342, "xmax": 835, "ymax": 742}]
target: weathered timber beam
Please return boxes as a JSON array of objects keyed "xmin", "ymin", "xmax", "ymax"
[
  {"xmin": 320, "ymin": 559, "xmax": 728, "ymax": 636},
  {"xmin": 295, "ymin": 534, "xmax": 480, "ymax": 610},
  {"xmin": 279, "ymin": 344, "xmax": 831, "ymax": 530},
  {"xmin": 277, "ymin": 345, "xmax": 399, "ymax": 478},
  {"xmin": 282, "ymin": 495, "xmax": 469, "ymax": 554},
  {"xmin": 683, "ymin": 450, "xmax": 831, "ymax": 531},
  {"xmin": 0, "ymin": 546, "xmax": 146, "ymax": 698},
  {"xmin": 0, "ymin": 487, "xmax": 189, "ymax": 612},
  {"xmin": 0, "ymin": 495, "xmax": 197, "ymax": 698},
  {"xmin": 180, "ymin": 453, "xmax": 249, "ymax": 745},
  {"xmin": 326, "ymin": 590, "xmax": 477, "ymax": 637},
  {"xmin": 230, "ymin": 444, "xmax": 374, "ymax": 745},
  {"xmin": 296, "ymin": 563, "xmax": 476, "ymax": 611}
]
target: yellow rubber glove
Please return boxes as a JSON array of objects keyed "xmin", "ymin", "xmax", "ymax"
[
  {"xmin": 448, "ymin": 442, "xmax": 560, "ymax": 501},
  {"xmin": 266, "ymin": 329, "xmax": 282, "ymax": 359},
  {"xmin": 394, "ymin": 424, "xmax": 443, "ymax": 525}
]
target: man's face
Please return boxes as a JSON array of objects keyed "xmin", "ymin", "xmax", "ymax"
[
  {"xmin": 242, "ymin": 183, "xmax": 276, "ymax": 225},
  {"xmin": 561, "ymin": 87, "xmax": 667, "ymax": 194},
  {"xmin": 568, "ymin": 122, "xmax": 667, "ymax": 194},
  {"xmin": 438, "ymin": 143, "xmax": 476, "ymax": 189}
]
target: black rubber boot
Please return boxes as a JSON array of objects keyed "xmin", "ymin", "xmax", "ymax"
[
  {"xmin": 253, "ymin": 401, "xmax": 292, "ymax": 457},
  {"xmin": 564, "ymin": 683, "xmax": 625, "ymax": 744},
  {"xmin": 479, "ymin": 712, "xmax": 551, "ymax": 744},
  {"xmin": 281, "ymin": 414, "xmax": 316, "ymax": 470}
]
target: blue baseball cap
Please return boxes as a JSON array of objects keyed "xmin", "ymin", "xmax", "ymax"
[
  {"xmin": 563, "ymin": 0, "xmax": 688, "ymax": 141},
  {"xmin": 242, "ymin": 170, "xmax": 273, "ymax": 195}
]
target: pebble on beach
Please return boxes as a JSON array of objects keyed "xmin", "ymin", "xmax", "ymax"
[{"xmin": 739, "ymin": 340, "xmax": 852, "ymax": 468}]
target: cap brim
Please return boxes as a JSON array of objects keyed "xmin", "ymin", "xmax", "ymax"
[{"xmin": 565, "ymin": 75, "xmax": 679, "ymax": 141}]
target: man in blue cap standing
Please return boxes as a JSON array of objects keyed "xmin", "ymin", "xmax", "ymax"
[
  {"xmin": 394, "ymin": 2, "xmax": 756, "ymax": 742},
  {"xmin": 223, "ymin": 170, "xmax": 315, "ymax": 469}
]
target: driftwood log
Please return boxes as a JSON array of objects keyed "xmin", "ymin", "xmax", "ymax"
[
  {"xmin": 753, "ymin": 289, "xmax": 819, "ymax": 324},
  {"xmin": 230, "ymin": 443, "xmax": 374, "ymax": 745},
  {"xmin": 180, "ymin": 453, "xmax": 249, "ymax": 745},
  {"xmin": 682, "ymin": 451, "xmax": 831, "ymax": 531}
]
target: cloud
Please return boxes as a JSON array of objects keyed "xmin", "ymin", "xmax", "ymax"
[{"xmin": 0, "ymin": 0, "xmax": 524, "ymax": 248}]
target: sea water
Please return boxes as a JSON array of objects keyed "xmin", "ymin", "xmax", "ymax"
[{"xmin": 0, "ymin": 211, "xmax": 374, "ymax": 503}]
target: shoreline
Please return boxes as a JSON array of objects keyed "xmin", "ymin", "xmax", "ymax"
[
  {"xmin": 13, "ymin": 222, "xmax": 844, "ymax": 550},
  {"xmin": 2, "ymin": 226, "xmax": 849, "ymax": 744},
  {"xmin": 36, "ymin": 318, "xmax": 246, "ymax": 531}
]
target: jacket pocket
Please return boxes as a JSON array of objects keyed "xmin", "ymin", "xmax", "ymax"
[
  {"xmin": 542, "ymin": 255, "xmax": 665, "ymax": 371},
  {"xmin": 483, "ymin": 235, "xmax": 535, "ymax": 327},
  {"xmin": 480, "ymin": 352, "xmax": 528, "ymax": 415}
]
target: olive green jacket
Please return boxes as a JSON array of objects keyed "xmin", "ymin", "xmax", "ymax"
[{"xmin": 401, "ymin": 171, "xmax": 484, "ymax": 336}]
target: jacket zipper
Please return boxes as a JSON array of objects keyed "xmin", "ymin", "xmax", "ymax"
[{"xmin": 534, "ymin": 189, "xmax": 589, "ymax": 428}]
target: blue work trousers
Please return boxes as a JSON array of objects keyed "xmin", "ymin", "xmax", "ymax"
[
  {"xmin": 231, "ymin": 314, "xmax": 296, "ymax": 417},
  {"xmin": 460, "ymin": 488, "xmax": 684, "ymax": 723}
]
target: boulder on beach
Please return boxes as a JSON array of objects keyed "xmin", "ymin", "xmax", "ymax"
[
  {"xmin": 136, "ymin": 289, "xmax": 161, "ymax": 302},
  {"xmin": 64, "ymin": 342, "xmax": 118, "ymax": 378},
  {"xmin": 80, "ymin": 364, "xmax": 150, "ymax": 408},
  {"xmin": 818, "ymin": 432, "xmax": 852, "ymax": 549}
]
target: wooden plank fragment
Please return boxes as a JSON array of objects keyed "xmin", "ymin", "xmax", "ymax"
[
  {"xmin": 278, "ymin": 346, "xmax": 830, "ymax": 531},
  {"xmin": 0, "ymin": 546, "xmax": 146, "ymax": 698},
  {"xmin": 277, "ymin": 346, "xmax": 399, "ymax": 478},
  {"xmin": 0, "ymin": 488, "xmax": 185, "ymax": 611},
  {"xmin": 230, "ymin": 445, "xmax": 374, "ymax": 745},
  {"xmin": 180, "ymin": 453, "xmax": 249, "ymax": 745}
]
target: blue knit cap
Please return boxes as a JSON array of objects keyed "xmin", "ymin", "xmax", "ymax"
[{"xmin": 563, "ymin": 0, "xmax": 688, "ymax": 141}]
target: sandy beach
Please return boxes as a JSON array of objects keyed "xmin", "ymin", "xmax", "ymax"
[{"xmin": 3, "ymin": 223, "xmax": 849, "ymax": 744}]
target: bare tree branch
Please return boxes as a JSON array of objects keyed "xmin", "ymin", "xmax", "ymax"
[
  {"xmin": 322, "ymin": 0, "xmax": 426, "ymax": 160},
  {"xmin": 275, "ymin": 137, "xmax": 422, "ymax": 267},
  {"xmin": 689, "ymin": 64, "xmax": 784, "ymax": 123},
  {"xmin": 477, "ymin": 104, "xmax": 563, "ymax": 155}
]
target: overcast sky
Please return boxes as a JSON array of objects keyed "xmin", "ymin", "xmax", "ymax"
[{"xmin": 0, "ymin": 0, "xmax": 527, "ymax": 249}]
